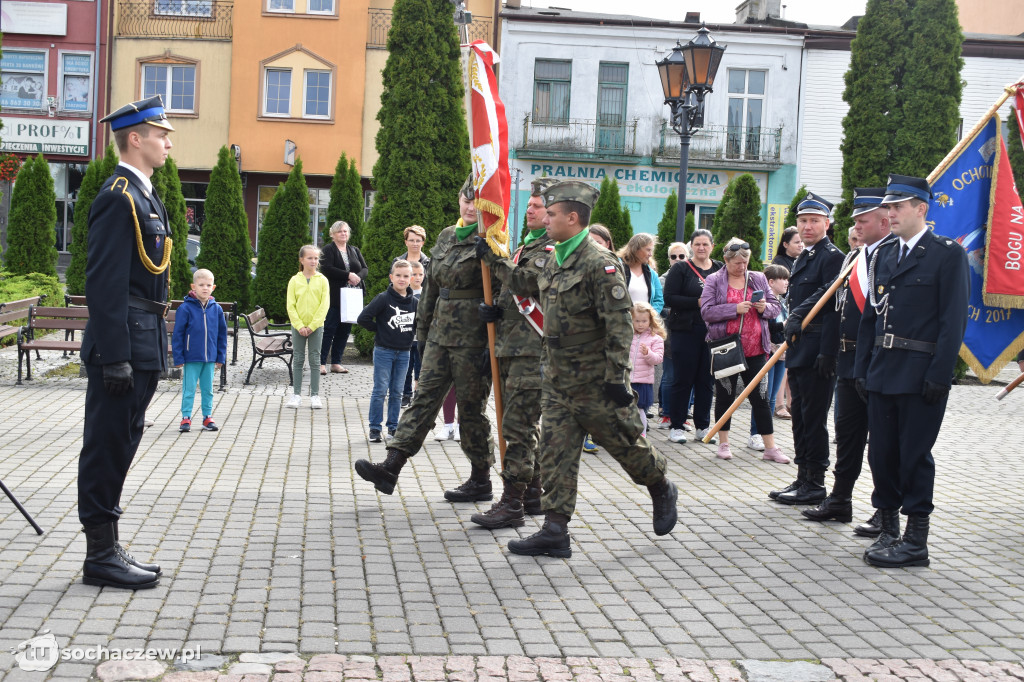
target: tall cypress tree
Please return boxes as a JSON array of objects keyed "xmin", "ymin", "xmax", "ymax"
[
  {"xmin": 590, "ymin": 177, "xmax": 630, "ymax": 250},
  {"xmin": 783, "ymin": 184, "xmax": 807, "ymax": 228},
  {"xmin": 5, "ymin": 154, "xmax": 57, "ymax": 276},
  {"xmin": 360, "ymin": 0, "xmax": 469, "ymax": 354},
  {"xmin": 66, "ymin": 145, "xmax": 118, "ymax": 295},
  {"xmin": 250, "ymin": 160, "xmax": 310, "ymax": 321},
  {"xmin": 323, "ymin": 153, "xmax": 349, "ymax": 245},
  {"xmin": 1008, "ymin": 110, "xmax": 1024, "ymax": 199},
  {"xmin": 346, "ymin": 158, "xmax": 365, "ymax": 248},
  {"xmin": 710, "ymin": 174, "xmax": 764, "ymax": 269},
  {"xmin": 198, "ymin": 146, "xmax": 250, "ymax": 310},
  {"xmin": 684, "ymin": 212, "xmax": 695, "ymax": 243},
  {"xmin": 892, "ymin": 0, "xmax": 963, "ymax": 177},
  {"xmin": 654, "ymin": 190, "xmax": 677, "ymax": 269},
  {"xmin": 152, "ymin": 156, "xmax": 191, "ymax": 299}
]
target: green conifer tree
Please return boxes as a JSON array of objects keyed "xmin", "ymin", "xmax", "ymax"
[
  {"xmin": 251, "ymin": 160, "xmax": 311, "ymax": 321},
  {"xmin": 198, "ymin": 146, "xmax": 251, "ymax": 310},
  {"xmin": 152, "ymin": 156, "xmax": 191, "ymax": 299},
  {"xmin": 66, "ymin": 145, "xmax": 118, "ymax": 294},
  {"xmin": 711, "ymin": 178, "xmax": 735, "ymax": 238},
  {"xmin": 5, "ymin": 154, "xmax": 57, "ymax": 276},
  {"xmin": 710, "ymin": 174, "xmax": 764, "ymax": 269},
  {"xmin": 324, "ymin": 153, "xmax": 349, "ymax": 245},
  {"xmin": 654, "ymin": 190, "xmax": 677, "ymax": 269},
  {"xmin": 783, "ymin": 184, "xmax": 808, "ymax": 228},
  {"xmin": 590, "ymin": 177, "xmax": 630, "ymax": 249},
  {"xmin": 346, "ymin": 158, "xmax": 365, "ymax": 248},
  {"xmin": 359, "ymin": 0, "xmax": 470, "ymax": 354},
  {"xmin": 684, "ymin": 212, "xmax": 696, "ymax": 243},
  {"xmin": 1008, "ymin": 110, "xmax": 1024, "ymax": 199}
]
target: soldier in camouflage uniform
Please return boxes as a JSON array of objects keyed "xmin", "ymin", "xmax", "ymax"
[
  {"xmin": 355, "ymin": 177, "xmax": 499, "ymax": 501},
  {"xmin": 470, "ymin": 177, "xmax": 557, "ymax": 529},
  {"xmin": 507, "ymin": 180, "xmax": 678, "ymax": 559}
]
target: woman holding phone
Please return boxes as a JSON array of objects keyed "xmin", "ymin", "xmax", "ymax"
[{"xmin": 700, "ymin": 238, "xmax": 789, "ymax": 463}]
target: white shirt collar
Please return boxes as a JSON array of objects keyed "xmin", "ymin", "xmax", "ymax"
[
  {"xmin": 118, "ymin": 162, "xmax": 152, "ymax": 194},
  {"xmin": 899, "ymin": 229, "xmax": 927, "ymax": 254}
]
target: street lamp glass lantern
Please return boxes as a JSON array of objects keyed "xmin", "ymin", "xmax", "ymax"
[
  {"xmin": 681, "ymin": 25, "xmax": 725, "ymax": 91},
  {"xmin": 656, "ymin": 42, "xmax": 689, "ymax": 102}
]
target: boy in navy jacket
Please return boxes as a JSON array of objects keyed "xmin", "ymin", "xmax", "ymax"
[{"xmin": 172, "ymin": 269, "xmax": 228, "ymax": 432}]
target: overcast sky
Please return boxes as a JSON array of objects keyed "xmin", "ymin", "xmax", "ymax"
[{"xmin": 521, "ymin": 0, "xmax": 869, "ymax": 27}]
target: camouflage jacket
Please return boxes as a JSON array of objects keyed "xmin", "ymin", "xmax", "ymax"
[
  {"xmin": 416, "ymin": 225, "xmax": 500, "ymax": 348},
  {"xmin": 488, "ymin": 235, "xmax": 555, "ymax": 357},
  {"xmin": 537, "ymin": 234, "xmax": 633, "ymax": 389}
]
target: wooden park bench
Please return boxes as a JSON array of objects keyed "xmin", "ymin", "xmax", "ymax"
[
  {"xmin": 0, "ymin": 296, "xmax": 45, "ymax": 344},
  {"xmin": 242, "ymin": 307, "xmax": 293, "ymax": 385},
  {"xmin": 16, "ymin": 306, "xmax": 90, "ymax": 384}
]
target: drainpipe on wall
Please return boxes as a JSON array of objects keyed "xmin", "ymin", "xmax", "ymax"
[{"xmin": 91, "ymin": 0, "xmax": 101, "ymax": 160}]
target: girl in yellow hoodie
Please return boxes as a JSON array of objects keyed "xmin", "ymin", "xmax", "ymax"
[{"xmin": 286, "ymin": 245, "xmax": 331, "ymax": 409}]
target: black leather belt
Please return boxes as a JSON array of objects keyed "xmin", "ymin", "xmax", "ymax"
[
  {"xmin": 548, "ymin": 328, "xmax": 604, "ymax": 349},
  {"xmin": 875, "ymin": 334, "xmax": 935, "ymax": 354},
  {"xmin": 439, "ymin": 287, "xmax": 484, "ymax": 300},
  {"xmin": 129, "ymin": 295, "xmax": 169, "ymax": 317},
  {"xmin": 839, "ymin": 338, "xmax": 856, "ymax": 351}
]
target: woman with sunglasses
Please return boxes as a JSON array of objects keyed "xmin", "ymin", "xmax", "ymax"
[
  {"xmin": 700, "ymin": 238, "xmax": 789, "ymax": 463},
  {"xmin": 661, "ymin": 229, "xmax": 721, "ymax": 444}
]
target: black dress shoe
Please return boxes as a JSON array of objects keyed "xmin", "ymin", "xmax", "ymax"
[
  {"xmin": 769, "ymin": 479, "xmax": 801, "ymax": 500},
  {"xmin": 800, "ymin": 495, "xmax": 853, "ymax": 523},
  {"xmin": 113, "ymin": 520, "xmax": 161, "ymax": 575},
  {"xmin": 82, "ymin": 523, "xmax": 159, "ymax": 590},
  {"xmin": 853, "ymin": 510, "xmax": 882, "ymax": 537},
  {"xmin": 776, "ymin": 482, "xmax": 827, "ymax": 506}
]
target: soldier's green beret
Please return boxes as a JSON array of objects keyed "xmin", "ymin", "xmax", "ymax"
[
  {"xmin": 543, "ymin": 181, "xmax": 600, "ymax": 210},
  {"xmin": 530, "ymin": 177, "xmax": 558, "ymax": 196}
]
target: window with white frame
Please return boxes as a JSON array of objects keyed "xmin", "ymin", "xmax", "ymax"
[
  {"xmin": 264, "ymin": 69, "xmax": 292, "ymax": 116},
  {"xmin": 533, "ymin": 59, "xmax": 571, "ymax": 125},
  {"xmin": 267, "ymin": 0, "xmax": 294, "ymax": 11},
  {"xmin": 267, "ymin": 0, "xmax": 334, "ymax": 13},
  {"xmin": 308, "ymin": 0, "xmax": 334, "ymax": 13},
  {"xmin": 155, "ymin": 0, "xmax": 213, "ymax": 17},
  {"xmin": 60, "ymin": 52, "xmax": 94, "ymax": 113},
  {"xmin": 0, "ymin": 50, "xmax": 47, "ymax": 111},
  {"xmin": 304, "ymin": 70, "xmax": 330, "ymax": 118},
  {"xmin": 726, "ymin": 69, "xmax": 766, "ymax": 160},
  {"xmin": 142, "ymin": 62, "xmax": 196, "ymax": 113}
]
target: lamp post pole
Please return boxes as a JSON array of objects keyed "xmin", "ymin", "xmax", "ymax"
[{"xmin": 674, "ymin": 101, "xmax": 692, "ymax": 243}]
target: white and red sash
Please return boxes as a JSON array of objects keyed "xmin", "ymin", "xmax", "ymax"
[
  {"xmin": 512, "ymin": 244, "xmax": 548, "ymax": 336},
  {"xmin": 848, "ymin": 248, "xmax": 868, "ymax": 313}
]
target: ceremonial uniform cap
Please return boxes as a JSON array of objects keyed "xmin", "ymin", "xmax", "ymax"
[
  {"xmin": 796, "ymin": 191, "xmax": 833, "ymax": 218},
  {"xmin": 543, "ymin": 181, "xmax": 600, "ymax": 210},
  {"xmin": 460, "ymin": 174, "xmax": 475, "ymax": 200},
  {"xmin": 100, "ymin": 95, "xmax": 174, "ymax": 132},
  {"xmin": 851, "ymin": 187, "xmax": 886, "ymax": 217},
  {"xmin": 881, "ymin": 174, "xmax": 932, "ymax": 204},
  {"xmin": 530, "ymin": 177, "xmax": 558, "ymax": 196}
]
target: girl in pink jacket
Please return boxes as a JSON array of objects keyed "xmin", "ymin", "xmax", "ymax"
[{"xmin": 629, "ymin": 301, "xmax": 666, "ymax": 437}]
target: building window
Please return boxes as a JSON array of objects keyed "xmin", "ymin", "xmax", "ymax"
[
  {"xmin": 257, "ymin": 185, "xmax": 329, "ymax": 251},
  {"xmin": 266, "ymin": 0, "xmax": 335, "ymax": 14},
  {"xmin": 726, "ymin": 69, "xmax": 766, "ymax": 160},
  {"xmin": 304, "ymin": 70, "xmax": 331, "ymax": 118},
  {"xmin": 180, "ymin": 182, "xmax": 208, "ymax": 236},
  {"xmin": 155, "ymin": 0, "xmax": 213, "ymax": 17},
  {"xmin": 60, "ymin": 52, "xmax": 94, "ymax": 114},
  {"xmin": 142, "ymin": 63, "xmax": 196, "ymax": 114},
  {"xmin": 0, "ymin": 50, "xmax": 47, "ymax": 111},
  {"xmin": 308, "ymin": 0, "xmax": 334, "ymax": 13},
  {"xmin": 596, "ymin": 62, "xmax": 628, "ymax": 151},
  {"xmin": 364, "ymin": 190, "xmax": 375, "ymax": 224},
  {"xmin": 533, "ymin": 59, "xmax": 571, "ymax": 125},
  {"xmin": 49, "ymin": 162, "xmax": 89, "ymax": 254},
  {"xmin": 267, "ymin": 0, "xmax": 294, "ymax": 11},
  {"xmin": 264, "ymin": 69, "xmax": 292, "ymax": 116}
]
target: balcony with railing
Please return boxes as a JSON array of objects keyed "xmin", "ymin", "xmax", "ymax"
[
  {"xmin": 517, "ymin": 115, "xmax": 641, "ymax": 162},
  {"xmin": 367, "ymin": 8, "xmax": 492, "ymax": 49},
  {"xmin": 117, "ymin": 0, "xmax": 233, "ymax": 40},
  {"xmin": 657, "ymin": 123, "xmax": 783, "ymax": 169}
]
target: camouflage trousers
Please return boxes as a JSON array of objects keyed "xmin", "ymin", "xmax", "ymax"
[
  {"xmin": 498, "ymin": 355, "xmax": 541, "ymax": 491},
  {"xmin": 390, "ymin": 341, "xmax": 494, "ymax": 469},
  {"xmin": 538, "ymin": 383, "xmax": 668, "ymax": 517}
]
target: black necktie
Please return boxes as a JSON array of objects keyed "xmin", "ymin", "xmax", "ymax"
[{"xmin": 898, "ymin": 244, "xmax": 909, "ymax": 264}]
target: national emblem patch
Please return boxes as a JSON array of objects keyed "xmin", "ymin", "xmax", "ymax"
[
  {"xmin": 604, "ymin": 265, "xmax": 616, "ymax": 274},
  {"xmin": 611, "ymin": 285, "xmax": 626, "ymax": 299}
]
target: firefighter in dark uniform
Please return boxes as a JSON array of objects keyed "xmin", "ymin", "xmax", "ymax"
[
  {"xmin": 78, "ymin": 96, "xmax": 174, "ymax": 589},
  {"xmin": 470, "ymin": 177, "xmax": 556, "ymax": 528},
  {"xmin": 795, "ymin": 188, "xmax": 895, "ymax": 533},
  {"xmin": 774, "ymin": 192, "xmax": 845, "ymax": 505},
  {"xmin": 854, "ymin": 174, "xmax": 969, "ymax": 568}
]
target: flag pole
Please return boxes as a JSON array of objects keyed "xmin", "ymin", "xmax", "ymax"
[
  {"xmin": 462, "ymin": 44, "xmax": 507, "ymax": 464},
  {"xmin": 996, "ymin": 371, "xmax": 1024, "ymax": 400},
  {"xmin": 702, "ymin": 256, "xmax": 859, "ymax": 443}
]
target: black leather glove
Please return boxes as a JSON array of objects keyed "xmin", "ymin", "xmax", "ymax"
[
  {"xmin": 922, "ymin": 380, "xmax": 949, "ymax": 405},
  {"xmin": 814, "ymin": 354, "xmax": 836, "ymax": 380},
  {"xmin": 475, "ymin": 237, "xmax": 494, "ymax": 261},
  {"xmin": 478, "ymin": 302, "xmax": 503, "ymax": 323},
  {"xmin": 103, "ymin": 361, "xmax": 134, "ymax": 396},
  {"xmin": 855, "ymin": 378, "xmax": 868, "ymax": 403},
  {"xmin": 783, "ymin": 315, "xmax": 804, "ymax": 346},
  {"xmin": 602, "ymin": 382, "xmax": 633, "ymax": 407},
  {"xmin": 476, "ymin": 348, "xmax": 492, "ymax": 377}
]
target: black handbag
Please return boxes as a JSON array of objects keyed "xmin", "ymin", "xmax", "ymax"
[{"xmin": 709, "ymin": 273, "xmax": 749, "ymax": 379}]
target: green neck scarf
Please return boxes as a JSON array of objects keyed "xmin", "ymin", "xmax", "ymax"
[
  {"xmin": 554, "ymin": 229, "xmax": 590, "ymax": 267},
  {"xmin": 455, "ymin": 220, "xmax": 478, "ymax": 242},
  {"xmin": 523, "ymin": 227, "xmax": 547, "ymax": 246}
]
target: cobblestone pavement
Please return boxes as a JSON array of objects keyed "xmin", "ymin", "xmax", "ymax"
[{"xmin": 2, "ymin": 336, "xmax": 1024, "ymax": 681}]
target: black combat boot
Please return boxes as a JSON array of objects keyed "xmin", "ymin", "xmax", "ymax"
[
  {"xmin": 471, "ymin": 480, "xmax": 526, "ymax": 529},
  {"xmin": 523, "ymin": 476, "xmax": 543, "ymax": 516},
  {"xmin": 769, "ymin": 468, "xmax": 804, "ymax": 501},
  {"xmin": 862, "ymin": 508, "xmax": 901, "ymax": 560},
  {"xmin": 113, "ymin": 519, "xmax": 161, "ymax": 575},
  {"xmin": 444, "ymin": 464, "xmax": 493, "ymax": 502},
  {"xmin": 82, "ymin": 523, "xmax": 159, "ymax": 590},
  {"xmin": 776, "ymin": 470, "xmax": 827, "ymax": 505},
  {"xmin": 865, "ymin": 513, "xmax": 929, "ymax": 568},
  {"xmin": 354, "ymin": 448, "xmax": 409, "ymax": 495},
  {"xmin": 853, "ymin": 510, "xmax": 882, "ymax": 537},
  {"xmin": 508, "ymin": 511, "xmax": 572, "ymax": 558},
  {"xmin": 649, "ymin": 478, "xmax": 678, "ymax": 536},
  {"xmin": 800, "ymin": 476, "xmax": 854, "ymax": 523}
]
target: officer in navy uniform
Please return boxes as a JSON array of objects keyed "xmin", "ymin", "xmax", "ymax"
[
  {"xmin": 797, "ymin": 188, "xmax": 895, "ymax": 532},
  {"xmin": 78, "ymin": 96, "xmax": 174, "ymax": 589},
  {"xmin": 854, "ymin": 174, "xmax": 969, "ymax": 568},
  {"xmin": 773, "ymin": 192, "xmax": 845, "ymax": 505}
]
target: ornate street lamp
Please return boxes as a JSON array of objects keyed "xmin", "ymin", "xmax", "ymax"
[{"xmin": 657, "ymin": 24, "xmax": 725, "ymax": 242}]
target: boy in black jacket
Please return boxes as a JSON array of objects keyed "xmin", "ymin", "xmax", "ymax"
[{"xmin": 358, "ymin": 260, "xmax": 418, "ymax": 442}]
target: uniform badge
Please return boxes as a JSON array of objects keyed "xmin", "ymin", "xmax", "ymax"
[
  {"xmin": 877, "ymin": 285, "xmax": 884, "ymax": 294},
  {"xmin": 611, "ymin": 285, "xmax": 626, "ymax": 300},
  {"xmin": 545, "ymin": 244, "xmax": 555, "ymax": 251},
  {"xmin": 155, "ymin": 235, "xmax": 162, "ymax": 249},
  {"xmin": 536, "ymin": 258, "xmax": 546, "ymax": 268},
  {"xmin": 604, "ymin": 265, "xmax": 617, "ymax": 274}
]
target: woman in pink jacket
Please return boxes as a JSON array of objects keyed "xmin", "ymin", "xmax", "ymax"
[{"xmin": 629, "ymin": 301, "xmax": 665, "ymax": 437}]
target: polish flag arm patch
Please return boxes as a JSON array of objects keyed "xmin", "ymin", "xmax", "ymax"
[{"xmin": 605, "ymin": 265, "xmax": 617, "ymax": 274}]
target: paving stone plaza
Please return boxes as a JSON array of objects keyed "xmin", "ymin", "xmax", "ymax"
[{"xmin": 2, "ymin": 340, "xmax": 1024, "ymax": 681}]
